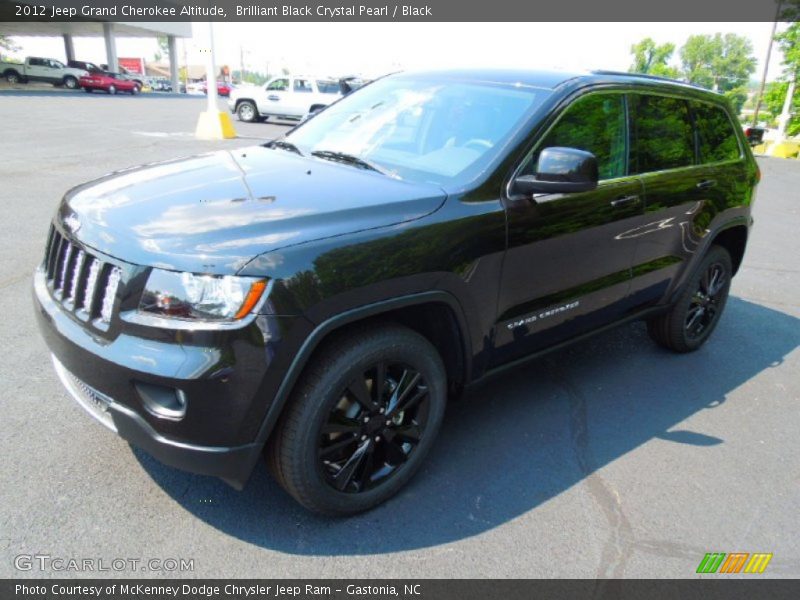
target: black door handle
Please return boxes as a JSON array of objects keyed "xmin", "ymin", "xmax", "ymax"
[
  {"xmin": 610, "ymin": 195, "xmax": 640, "ymax": 208},
  {"xmin": 696, "ymin": 179, "xmax": 717, "ymax": 190}
]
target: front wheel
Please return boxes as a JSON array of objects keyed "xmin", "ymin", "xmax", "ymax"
[
  {"xmin": 236, "ymin": 100, "xmax": 258, "ymax": 122},
  {"xmin": 647, "ymin": 245, "xmax": 732, "ymax": 352},
  {"xmin": 107, "ymin": 85, "xmax": 116, "ymax": 95},
  {"xmin": 131, "ymin": 85, "xmax": 140, "ymax": 95},
  {"xmin": 267, "ymin": 324, "xmax": 447, "ymax": 515}
]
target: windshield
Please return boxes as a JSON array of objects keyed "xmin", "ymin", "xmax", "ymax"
[{"xmin": 285, "ymin": 74, "xmax": 549, "ymax": 185}]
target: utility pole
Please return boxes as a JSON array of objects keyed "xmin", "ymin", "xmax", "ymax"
[
  {"xmin": 777, "ymin": 72, "xmax": 797, "ymax": 138},
  {"xmin": 752, "ymin": 1, "xmax": 783, "ymax": 127}
]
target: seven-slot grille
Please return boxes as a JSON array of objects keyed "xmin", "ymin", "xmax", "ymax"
[{"xmin": 43, "ymin": 225, "xmax": 121, "ymax": 325}]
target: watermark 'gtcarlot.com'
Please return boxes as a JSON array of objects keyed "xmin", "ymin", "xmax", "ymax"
[{"xmin": 14, "ymin": 554, "xmax": 194, "ymax": 573}]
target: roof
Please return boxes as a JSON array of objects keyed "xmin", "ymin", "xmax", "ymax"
[{"xmin": 397, "ymin": 68, "xmax": 720, "ymax": 99}]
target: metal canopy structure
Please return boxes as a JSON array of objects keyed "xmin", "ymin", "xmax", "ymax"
[{"xmin": 0, "ymin": 20, "xmax": 191, "ymax": 91}]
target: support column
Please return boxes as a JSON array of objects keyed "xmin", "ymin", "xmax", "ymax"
[
  {"xmin": 168, "ymin": 35, "xmax": 179, "ymax": 93},
  {"xmin": 62, "ymin": 34, "xmax": 75, "ymax": 62},
  {"xmin": 195, "ymin": 22, "xmax": 236, "ymax": 140},
  {"xmin": 103, "ymin": 22, "xmax": 118, "ymax": 72}
]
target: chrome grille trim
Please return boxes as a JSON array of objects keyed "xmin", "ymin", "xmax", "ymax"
[
  {"xmin": 52, "ymin": 355, "xmax": 117, "ymax": 432},
  {"xmin": 42, "ymin": 225, "xmax": 120, "ymax": 325}
]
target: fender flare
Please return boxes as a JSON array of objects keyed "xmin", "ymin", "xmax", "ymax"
[{"xmin": 234, "ymin": 290, "xmax": 472, "ymax": 482}]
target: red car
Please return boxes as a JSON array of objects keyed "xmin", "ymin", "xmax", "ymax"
[
  {"xmin": 202, "ymin": 81, "xmax": 232, "ymax": 97},
  {"xmin": 79, "ymin": 72, "xmax": 141, "ymax": 95}
]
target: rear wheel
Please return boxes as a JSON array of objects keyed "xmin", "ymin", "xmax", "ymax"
[
  {"xmin": 5, "ymin": 71, "xmax": 20, "ymax": 84},
  {"xmin": 236, "ymin": 100, "xmax": 257, "ymax": 122},
  {"xmin": 647, "ymin": 245, "xmax": 732, "ymax": 352},
  {"xmin": 84, "ymin": 88, "xmax": 92, "ymax": 93},
  {"xmin": 267, "ymin": 324, "xmax": 447, "ymax": 515},
  {"xmin": 131, "ymin": 85, "xmax": 140, "ymax": 95},
  {"xmin": 63, "ymin": 76, "xmax": 78, "ymax": 89}
]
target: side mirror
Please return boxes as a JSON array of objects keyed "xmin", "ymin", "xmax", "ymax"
[{"xmin": 514, "ymin": 147, "xmax": 599, "ymax": 195}]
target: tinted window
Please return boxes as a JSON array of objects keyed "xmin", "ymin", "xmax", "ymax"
[
  {"xmin": 693, "ymin": 102, "xmax": 740, "ymax": 163},
  {"xmin": 316, "ymin": 79, "xmax": 340, "ymax": 94},
  {"xmin": 525, "ymin": 94, "xmax": 627, "ymax": 180},
  {"xmin": 630, "ymin": 94, "xmax": 695, "ymax": 173},
  {"xmin": 266, "ymin": 78, "xmax": 289, "ymax": 91},
  {"xmin": 29, "ymin": 58, "xmax": 44, "ymax": 66},
  {"xmin": 294, "ymin": 79, "xmax": 312, "ymax": 93}
]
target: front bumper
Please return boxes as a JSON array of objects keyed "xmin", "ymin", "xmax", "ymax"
[{"xmin": 33, "ymin": 267, "xmax": 294, "ymax": 489}]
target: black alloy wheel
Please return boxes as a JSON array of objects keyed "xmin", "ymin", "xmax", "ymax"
[
  {"xmin": 319, "ymin": 361, "xmax": 431, "ymax": 493},
  {"xmin": 267, "ymin": 324, "xmax": 447, "ymax": 515},
  {"xmin": 647, "ymin": 244, "xmax": 732, "ymax": 352},
  {"xmin": 684, "ymin": 261, "xmax": 727, "ymax": 340}
]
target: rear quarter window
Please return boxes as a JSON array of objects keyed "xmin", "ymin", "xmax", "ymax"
[{"xmin": 692, "ymin": 102, "xmax": 741, "ymax": 163}]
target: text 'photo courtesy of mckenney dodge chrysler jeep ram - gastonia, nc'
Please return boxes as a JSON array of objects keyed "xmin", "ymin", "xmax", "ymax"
[{"xmin": 34, "ymin": 68, "xmax": 757, "ymax": 515}]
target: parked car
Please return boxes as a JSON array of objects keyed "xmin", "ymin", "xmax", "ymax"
[
  {"xmin": 1, "ymin": 57, "xmax": 87, "ymax": 88},
  {"xmin": 99, "ymin": 64, "xmax": 144, "ymax": 87},
  {"xmin": 228, "ymin": 75, "xmax": 341, "ymax": 122},
  {"xmin": 79, "ymin": 72, "xmax": 142, "ymax": 95},
  {"xmin": 34, "ymin": 69, "xmax": 758, "ymax": 516},
  {"xmin": 743, "ymin": 126, "xmax": 766, "ymax": 147},
  {"xmin": 67, "ymin": 60, "xmax": 104, "ymax": 74},
  {"xmin": 202, "ymin": 80, "xmax": 233, "ymax": 97}
]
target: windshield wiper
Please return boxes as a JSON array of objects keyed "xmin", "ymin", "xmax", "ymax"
[
  {"xmin": 265, "ymin": 139, "xmax": 303, "ymax": 156},
  {"xmin": 310, "ymin": 150, "xmax": 396, "ymax": 178}
]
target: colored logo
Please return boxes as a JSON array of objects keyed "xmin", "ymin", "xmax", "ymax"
[{"xmin": 696, "ymin": 552, "xmax": 773, "ymax": 574}]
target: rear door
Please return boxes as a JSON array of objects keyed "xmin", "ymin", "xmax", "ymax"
[
  {"xmin": 625, "ymin": 93, "xmax": 714, "ymax": 309},
  {"xmin": 494, "ymin": 91, "xmax": 643, "ymax": 364}
]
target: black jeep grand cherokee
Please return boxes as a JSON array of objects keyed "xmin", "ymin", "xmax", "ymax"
[{"xmin": 35, "ymin": 69, "xmax": 758, "ymax": 515}]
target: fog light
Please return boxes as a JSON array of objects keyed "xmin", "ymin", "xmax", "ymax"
[{"xmin": 135, "ymin": 382, "xmax": 187, "ymax": 421}]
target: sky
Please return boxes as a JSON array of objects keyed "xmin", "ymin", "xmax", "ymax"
[{"xmin": 6, "ymin": 21, "xmax": 789, "ymax": 82}]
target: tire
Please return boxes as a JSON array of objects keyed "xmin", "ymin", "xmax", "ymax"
[
  {"xmin": 84, "ymin": 88, "xmax": 92, "ymax": 93},
  {"xmin": 5, "ymin": 71, "xmax": 20, "ymax": 84},
  {"xmin": 131, "ymin": 85, "xmax": 140, "ymax": 95},
  {"xmin": 236, "ymin": 100, "xmax": 258, "ymax": 123},
  {"xmin": 108, "ymin": 85, "xmax": 116, "ymax": 95},
  {"xmin": 647, "ymin": 245, "xmax": 732, "ymax": 353},
  {"xmin": 267, "ymin": 324, "xmax": 447, "ymax": 516},
  {"xmin": 63, "ymin": 76, "xmax": 78, "ymax": 89}
]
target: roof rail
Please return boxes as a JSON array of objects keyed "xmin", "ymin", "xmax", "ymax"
[{"xmin": 591, "ymin": 70, "xmax": 710, "ymax": 91}]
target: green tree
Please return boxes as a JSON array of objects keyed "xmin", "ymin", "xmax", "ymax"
[
  {"xmin": 773, "ymin": 1, "xmax": 800, "ymax": 134},
  {"xmin": 153, "ymin": 36, "xmax": 170, "ymax": 62},
  {"xmin": 0, "ymin": 35, "xmax": 19, "ymax": 58},
  {"xmin": 629, "ymin": 38, "xmax": 679, "ymax": 78},
  {"xmin": 680, "ymin": 33, "xmax": 756, "ymax": 93}
]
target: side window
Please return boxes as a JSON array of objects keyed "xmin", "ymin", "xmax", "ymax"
[
  {"xmin": 294, "ymin": 79, "xmax": 313, "ymax": 93},
  {"xmin": 693, "ymin": 102, "xmax": 740, "ymax": 163},
  {"xmin": 29, "ymin": 58, "xmax": 43, "ymax": 67},
  {"xmin": 630, "ymin": 94, "xmax": 695, "ymax": 173},
  {"xmin": 524, "ymin": 94, "xmax": 627, "ymax": 180},
  {"xmin": 266, "ymin": 78, "xmax": 289, "ymax": 91}
]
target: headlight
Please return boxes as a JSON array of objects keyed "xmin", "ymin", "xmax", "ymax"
[{"xmin": 130, "ymin": 269, "xmax": 268, "ymax": 327}]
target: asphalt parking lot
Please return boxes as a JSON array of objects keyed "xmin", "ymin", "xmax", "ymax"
[{"xmin": 0, "ymin": 94, "xmax": 798, "ymax": 579}]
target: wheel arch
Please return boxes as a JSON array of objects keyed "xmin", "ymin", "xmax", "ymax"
[
  {"xmin": 251, "ymin": 292, "xmax": 471, "ymax": 454},
  {"xmin": 710, "ymin": 223, "xmax": 748, "ymax": 276}
]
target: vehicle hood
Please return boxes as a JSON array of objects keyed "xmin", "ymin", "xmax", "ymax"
[{"xmin": 59, "ymin": 146, "xmax": 447, "ymax": 274}]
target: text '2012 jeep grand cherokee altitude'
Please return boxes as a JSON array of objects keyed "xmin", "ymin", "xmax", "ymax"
[{"xmin": 35, "ymin": 69, "xmax": 758, "ymax": 515}]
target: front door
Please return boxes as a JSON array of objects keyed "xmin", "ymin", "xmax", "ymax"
[
  {"xmin": 494, "ymin": 92, "xmax": 643, "ymax": 365},
  {"xmin": 259, "ymin": 77, "xmax": 290, "ymax": 115}
]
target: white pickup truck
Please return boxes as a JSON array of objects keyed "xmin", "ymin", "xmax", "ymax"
[
  {"xmin": 228, "ymin": 76, "xmax": 341, "ymax": 122},
  {"xmin": 1, "ymin": 57, "xmax": 88, "ymax": 89}
]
